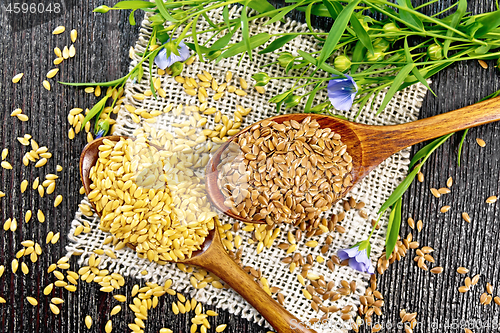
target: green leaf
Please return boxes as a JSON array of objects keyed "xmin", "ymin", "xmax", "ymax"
[
  {"xmin": 221, "ymin": 33, "xmax": 270, "ymax": 58},
  {"xmin": 321, "ymin": 0, "xmax": 342, "ymax": 19},
  {"xmin": 155, "ymin": 0, "xmax": 178, "ymax": 23},
  {"xmin": 137, "ymin": 66, "xmax": 144, "ymax": 83},
  {"xmin": 240, "ymin": 4, "xmax": 252, "ymax": 61},
  {"xmin": 350, "ymin": 40, "xmax": 365, "ymax": 73},
  {"xmin": 396, "ymin": 0, "xmax": 424, "ymax": 31},
  {"xmin": 222, "ymin": 5, "xmax": 230, "ymax": 27},
  {"xmin": 403, "ymin": 38, "xmax": 434, "ymax": 95},
  {"xmin": 297, "ymin": 4, "xmax": 332, "ymax": 17},
  {"xmin": 376, "ymin": 63, "xmax": 414, "ymax": 115},
  {"xmin": 113, "ymin": 1, "xmax": 156, "ymax": 9},
  {"xmin": 385, "ymin": 198, "xmax": 402, "ymax": 259},
  {"xmin": 304, "ymin": 4, "xmax": 325, "ymax": 41},
  {"xmin": 443, "ymin": 0, "xmax": 467, "ymax": 57},
  {"xmin": 149, "ymin": 14, "xmax": 165, "ymax": 25},
  {"xmin": 265, "ymin": 1, "xmax": 305, "ymax": 26},
  {"xmin": 457, "ymin": 129, "xmax": 468, "ymax": 166},
  {"xmin": 59, "ymin": 75, "xmax": 128, "ymax": 87},
  {"xmin": 211, "ymin": 21, "xmax": 241, "ymax": 51},
  {"xmin": 184, "ymin": 42, "xmax": 211, "ymax": 54},
  {"xmin": 258, "ymin": 35, "xmax": 297, "ymax": 54},
  {"xmin": 379, "ymin": 167, "xmax": 419, "ymax": 213},
  {"xmin": 350, "ymin": 14, "xmax": 374, "ymax": 56},
  {"xmin": 191, "ymin": 15, "xmax": 203, "ymax": 61},
  {"xmin": 129, "ymin": 10, "xmax": 136, "ymax": 25},
  {"xmin": 243, "ymin": 0, "xmax": 275, "ymax": 14},
  {"xmin": 409, "ymin": 134, "xmax": 453, "ymax": 169},
  {"xmin": 81, "ymin": 96, "xmax": 109, "ymax": 130},
  {"xmin": 298, "ymin": 50, "xmax": 343, "ymax": 76},
  {"xmin": 475, "ymin": 9, "xmax": 500, "ymax": 37},
  {"xmin": 304, "ymin": 82, "xmax": 324, "ymax": 112},
  {"xmin": 316, "ymin": 0, "xmax": 360, "ymax": 70},
  {"xmin": 269, "ymin": 90, "xmax": 292, "ymax": 103},
  {"xmin": 148, "ymin": 50, "xmax": 160, "ymax": 99}
]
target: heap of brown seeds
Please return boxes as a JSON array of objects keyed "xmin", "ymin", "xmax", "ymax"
[{"xmin": 217, "ymin": 116, "xmax": 353, "ymax": 225}]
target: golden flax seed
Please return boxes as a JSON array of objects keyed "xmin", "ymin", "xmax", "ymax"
[
  {"xmin": 476, "ymin": 138, "xmax": 486, "ymax": 147},
  {"xmin": 12, "ymin": 73, "xmax": 24, "ymax": 83}
]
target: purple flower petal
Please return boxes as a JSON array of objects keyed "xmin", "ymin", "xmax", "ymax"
[
  {"xmin": 338, "ymin": 246, "xmax": 361, "ymax": 260},
  {"xmin": 327, "ymin": 74, "xmax": 358, "ymax": 111},
  {"xmin": 154, "ymin": 40, "xmax": 191, "ymax": 70},
  {"xmin": 338, "ymin": 244, "xmax": 374, "ymax": 274}
]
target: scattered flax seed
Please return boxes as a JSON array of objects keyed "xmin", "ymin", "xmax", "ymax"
[
  {"xmin": 46, "ymin": 231, "xmax": 54, "ymax": 244},
  {"xmin": 49, "ymin": 304, "xmax": 60, "ymax": 315},
  {"xmin": 51, "ymin": 232, "xmax": 60, "ymax": 244},
  {"xmin": 430, "ymin": 267, "xmax": 443, "ymax": 274},
  {"xmin": 457, "ymin": 267, "xmax": 469, "ymax": 274},
  {"xmin": 216, "ymin": 324, "xmax": 227, "ymax": 332},
  {"xmin": 407, "ymin": 217, "xmax": 415, "ymax": 229},
  {"xmin": 11, "ymin": 108, "xmax": 22, "ymax": 117},
  {"xmin": 430, "ymin": 188, "xmax": 440, "ymax": 198},
  {"xmin": 462, "ymin": 212, "xmax": 471, "ymax": 223},
  {"xmin": 478, "ymin": 60, "xmax": 488, "ymax": 69},
  {"xmin": 0, "ymin": 297, "xmax": 5, "ymax": 303},
  {"xmin": 486, "ymin": 283, "xmax": 493, "ymax": 294},
  {"xmin": 85, "ymin": 316, "xmax": 92, "ymax": 329},
  {"xmin": 37, "ymin": 210, "xmax": 45, "ymax": 222},
  {"xmin": 438, "ymin": 188, "xmax": 450, "ymax": 194},
  {"xmin": 12, "ymin": 73, "xmax": 24, "ymax": 83},
  {"xmin": 110, "ymin": 305, "xmax": 121, "ymax": 316},
  {"xmin": 416, "ymin": 220, "xmax": 423, "ymax": 232},
  {"xmin": 71, "ymin": 29, "xmax": 77, "ymax": 43},
  {"xmin": 417, "ymin": 171, "xmax": 424, "ymax": 182},
  {"xmin": 472, "ymin": 274, "xmax": 481, "ymax": 285},
  {"xmin": 46, "ymin": 68, "xmax": 59, "ymax": 79},
  {"xmin": 0, "ymin": 265, "xmax": 4, "ymax": 277},
  {"xmin": 476, "ymin": 138, "xmax": 486, "ymax": 147},
  {"xmin": 56, "ymin": 165, "xmax": 63, "ymax": 171},
  {"xmin": 464, "ymin": 329, "xmax": 473, "ymax": 333},
  {"xmin": 43, "ymin": 80, "xmax": 51, "ymax": 91},
  {"xmin": 16, "ymin": 114, "xmax": 29, "ymax": 121},
  {"xmin": 27, "ymin": 297, "xmax": 38, "ymax": 306},
  {"xmin": 480, "ymin": 292, "xmax": 488, "ymax": 304},
  {"xmin": 44, "ymin": 284, "xmax": 54, "ymax": 295},
  {"xmin": 12, "ymin": 259, "xmax": 19, "ymax": 273},
  {"xmin": 458, "ymin": 286, "xmax": 469, "ymax": 293},
  {"xmin": 0, "ymin": 191, "xmax": 5, "ymax": 198},
  {"xmin": 486, "ymin": 196, "xmax": 498, "ymax": 204},
  {"xmin": 440, "ymin": 206, "xmax": 451, "ymax": 213},
  {"xmin": 447, "ymin": 177, "xmax": 453, "ymax": 187},
  {"xmin": 494, "ymin": 296, "xmax": 500, "ymax": 306},
  {"xmin": 63, "ymin": 46, "xmax": 69, "ymax": 59},
  {"xmin": 54, "ymin": 195, "xmax": 63, "ymax": 207},
  {"xmin": 1, "ymin": 148, "xmax": 7, "ymax": 160},
  {"xmin": 69, "ymin": 45, "xmax": 76, "ymax": 58},
  {"xmin": 1, "ymin": 161, "xmax": 13, "ymax": 169},
  {"xmin": 52, "ymin": 26, "xmax": 65, "ymax": 34}
]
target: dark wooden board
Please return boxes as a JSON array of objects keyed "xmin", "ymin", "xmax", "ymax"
[{"xmin": 0, "ymin": 1, "xmax": 499, "ymax": 332}]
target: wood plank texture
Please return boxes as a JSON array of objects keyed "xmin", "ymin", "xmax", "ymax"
[{"xmin": 0, "ymin": 1, "xmax": 499, "ymax": 332}]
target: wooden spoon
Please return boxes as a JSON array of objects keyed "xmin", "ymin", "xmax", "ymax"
[
  {"xmin": 80, "ymin": 136, "xmax": 317, "ymax": 333},
  {"xmin": 206, "ymin": 96, "xmax": 500, "ymax": 223}
]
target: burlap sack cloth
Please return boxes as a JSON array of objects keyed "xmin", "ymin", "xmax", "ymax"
[{"xmin": 66, "ymin": 6, "xmax": 427, "ymax": 332}]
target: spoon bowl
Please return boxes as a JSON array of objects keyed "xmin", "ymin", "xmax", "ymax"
[
  {"xmin": 206, "ymin": 96, "xmax": 500, "ymax": 223},
  {"xmin": 80, "ymin": 136, "xmax": 317, "ymax": 333}
]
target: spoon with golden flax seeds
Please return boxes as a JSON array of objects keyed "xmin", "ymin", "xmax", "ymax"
[{"xmin": 80, "ymin": 135, "xmax": 318, "ymax": 333}]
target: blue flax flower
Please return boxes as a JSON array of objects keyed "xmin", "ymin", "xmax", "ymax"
[
  {"xmin": 327, "ymin": 74, "xmax": 358, "ymax": 111},
  {"xmin": 338, "ymin": 240, "xmax": 374, "ymax": 274},
  {"xmin": 154, "ymin": 40, "xmax": 191, "ymax": 70}
]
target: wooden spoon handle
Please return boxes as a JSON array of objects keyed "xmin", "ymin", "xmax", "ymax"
[
  {"xmin": 191, "ymin": 236, "xmax": 317, "ymax": 333},
  {"xmin": 359, "ymin": 95, "xmax": 500, "ymax": 170}
]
